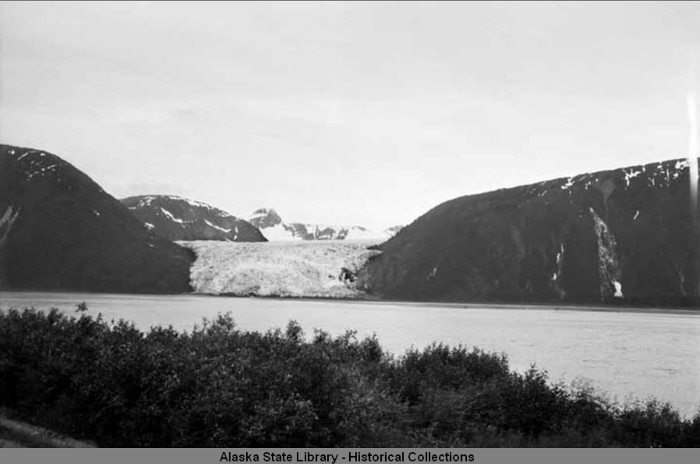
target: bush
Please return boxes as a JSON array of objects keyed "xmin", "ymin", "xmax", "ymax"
[{"xmin": 0, "ymin": 307, "xmax": 698, "ymax": 447}]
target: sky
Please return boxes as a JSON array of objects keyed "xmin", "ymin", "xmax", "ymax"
[{"xmin": 2, "ymin": 1, "xmax": 700, "ymax": 230}]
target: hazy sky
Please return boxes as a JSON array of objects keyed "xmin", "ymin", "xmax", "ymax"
[{"xmin": 2, "ymin": 2, "xmax": 700, "ymax": 229}]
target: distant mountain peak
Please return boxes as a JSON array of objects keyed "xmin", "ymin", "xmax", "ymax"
[
  {"xmin": 249, "ymin": 207, "xmax": 283, "ymax": 229},
  {"xmin": 248, "ymin": 207, "xmax": 401, "ymax": 242}
]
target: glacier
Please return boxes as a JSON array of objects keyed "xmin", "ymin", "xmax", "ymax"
[{"xmin": 178, "ymin": 240, "xmax": 382, "ymax": 298}]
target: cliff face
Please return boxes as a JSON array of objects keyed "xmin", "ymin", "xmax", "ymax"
[
  {"xmin": 360, "ymin": 159, "xmax": 700, "ymax": 306},
  {"xmin": 0, "ymin": 145, "xmax": 193, "ymax": 294}
]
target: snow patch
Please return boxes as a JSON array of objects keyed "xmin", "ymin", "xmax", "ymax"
[
  {"xmin": 138, "ymin": 197, "xmax": 156, "ymax": 207},
  {"xmin": 0, "ymin": 206, "xmax": 20, "ymax": 229},
  {"xmin": 428, "ymin": 265, "xmax": 438, "ymax": 280},
  {"xmin": 623, "ymin": 169, "xmax": 642, "ymax": 187},
  {"xmin": 0, "ymin": 205, "xmax": 21, "ymax": 248},
  {"xmin": 204, "ymin": 219, "xmax": 231, "ymax": 233},
  {"xmin": 675, "ymin": 159, "xmax": 690, "ymax": 170},
  {"xmin": 250, "ymin": 208, "xmax": 277, "ymax": 220},
  {"xmin": 144, "ymin": 222, "xmax": 155, "ymax": 230},
  {"xmin": 22, "ymin": 156, "xmax": 61, "ymax": 180},
  {"xmin": 556, "ymin": 244, "xmax": 564, "ymax": 267},
  {"xmin": 168, "ymin": 195, "xmax": 219, "ymax": 211},
  {"xmin": 551, "ymin": 243, "xmax": 565, "ymax": 298},
  {"xmin": 612, "ymin": 280, "xmax": 624, "ymax": 298},
  {"xmin": 560, "ymin": 177, "xmax": 574, "ymax": 190},
  {"xmin": 159, "ymin": 207, "xmax": 184, "ymax": 224}
]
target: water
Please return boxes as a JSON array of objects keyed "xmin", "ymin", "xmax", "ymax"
[{"xmin": 1, "ymin": 291, "xmax": 699, "ymax": 418}]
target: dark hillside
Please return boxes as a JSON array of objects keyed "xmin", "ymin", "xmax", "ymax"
[
  {"xmin": 0, "ymin": 145, "xmax": 192, "ymax": 293},
  {"xmin": 361, "ymin": 159, "xmax": 700, "ymax": 306}
]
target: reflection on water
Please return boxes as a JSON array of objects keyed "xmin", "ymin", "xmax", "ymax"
[{"xmin": 1, "ymin": 291, "xmax": 699, "ymax": 418}]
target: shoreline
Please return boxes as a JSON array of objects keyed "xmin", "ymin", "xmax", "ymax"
[
  {"xmin": 201, "ymin": 291, "xmax": 700, "ymax": 316},
  {"xmin": 2, "ymin": 289, "xmax": 699, "ymax": 316}
]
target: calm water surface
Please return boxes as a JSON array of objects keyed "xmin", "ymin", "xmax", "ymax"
[{"xmin": 1, "ymin": 291, "xmax": 699, "ymax": 418}]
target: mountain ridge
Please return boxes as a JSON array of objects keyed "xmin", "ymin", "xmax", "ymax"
[
  {"xmin": 360, "ymin": 157, "xmax": 700, "ymax": 306},
  {"xmin": 122, "ymin": 195, "xmax": 266, "ymax": 242}
]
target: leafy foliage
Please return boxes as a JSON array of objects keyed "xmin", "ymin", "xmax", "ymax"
[{"xmin": 0, "ymin": 307, "xmax": 698, "ymax": 447}]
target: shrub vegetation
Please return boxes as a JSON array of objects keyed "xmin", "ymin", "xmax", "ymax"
[{"xmin": 0, "ymin": 307, "xmax": 698, "ymax": 447}]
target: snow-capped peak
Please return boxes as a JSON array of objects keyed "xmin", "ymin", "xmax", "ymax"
[
  {"xmin": 249, "ymin": 207, "xmax": 401, "ymax": 242},
  {"xmin": 249, "ymin": 208, "xmax": 283, "ymax": 229}
]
